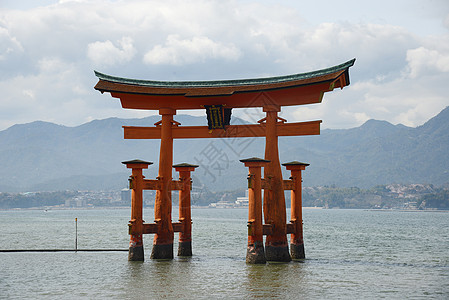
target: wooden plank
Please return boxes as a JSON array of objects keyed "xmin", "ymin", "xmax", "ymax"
[
  {"xmin": 263, "ymin": 224, "xmax": 273, "ymax": 235},
  {"xmin": 262, "ymin": 223, "xmax": 295, "ymax": 235},
  {"xmin": 142, "ymin": 223, "xmax": 158, "ymax": 234},
  {"xmin": 142, "ymin": 179, "xmax": 183, "ymax": 190},
  {"xmin": 286, "ymin": 223, "xmax": 295, "ymax": 234},
  {"xmin": 142, "ymin": 179, "xmax": 161, "ymax": 190},
  {"xmin": 277, "ymin": 121, "xmax": 321, "ymax": 136},
  {"xmin": 170, "ymin": 181, "xmax": 184, "ymax": 191},
  {"xmin": 137, "ymin": 222, "xmax": 184, "ymax": 234},
  {"xmin": 124, "ymin": 120, "xmax": 321, "ymax": 139},
  {"xmin": 172, "ymin": 222, "xmax": 183, "ymax": 233},
  {"xmin": 283, "ymin": 180, "xmax": 295, "ymax": 190}
]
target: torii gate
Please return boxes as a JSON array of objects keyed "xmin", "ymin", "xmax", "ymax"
[{"xmin": 94, "ymin": 58, "xmax": 355, "ymax": 263}]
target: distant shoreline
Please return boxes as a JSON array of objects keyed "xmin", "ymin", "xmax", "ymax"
[{"xmin": 1, "ymin": 206, "xmax": 447, "ymax": 212}]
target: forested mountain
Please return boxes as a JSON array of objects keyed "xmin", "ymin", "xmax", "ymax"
[{"xmin": 0, "ymin": 107, "xmax": 447, "ymax": 192}]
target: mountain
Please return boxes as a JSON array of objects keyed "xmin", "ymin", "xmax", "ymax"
[
  {"xmin": 0, "ymin": 107, "xmax": 448, "ymax": 192},
  {"xmin": 279, "ymin": 106, "xmax": 449, "ymax": 187}
]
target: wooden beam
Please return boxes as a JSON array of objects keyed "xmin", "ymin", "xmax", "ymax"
[
  {"xmin": 141, "ymin": 223, "xmax": 158, "ymax": 234},
  {"xmin": 263, "ymin": 224, "xmax": 273, "ymax": 236},
  {"xmin": 123, "ymin": 120, "xmax": 321, "ymax": 139},
  {"xmin": 172, "ymin": 222, "xmax": 183, "ymax": 233},
  {"xmin": 134, "ymin": 222, "xmax": 184, "ymax": 235},
  {"xmin": 170, "ymin": 181, "xmax": 184, "ymax": 191},
  {"xmin": 141, "ymin": 179, "xmax": 183, "ymax": 191},
  {"xmin": 142, "ymin": 179, "xmax": 161, "ymax": 190},
  {"xmin": 283, "ymin": 180, "xmax": 295, "ymax": 190},
  {"xmin": 262, "ymin": 223, "xmax": 295, "ymax": 236}
]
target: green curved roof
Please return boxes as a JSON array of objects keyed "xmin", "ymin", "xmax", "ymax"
[{"xmin": 94, "ymin": 59, "xmax": 355, "ymax": 88}]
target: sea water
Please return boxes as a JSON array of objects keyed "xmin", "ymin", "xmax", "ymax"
[{"xmin": 1, "ymin": 208, "xmax": 448, "ymax": 299}]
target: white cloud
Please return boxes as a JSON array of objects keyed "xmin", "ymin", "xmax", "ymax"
[
  {"xmin": 0, "ymin": 0, "xmax": 448, "ymax": 131},
  {"xmin": 290, "ymin": 23, "xmax": 417, "ymax": 77},
  {"xmin": 0, "ymin": 25, "xmax": 23, "ymax": 60},
  {"xmin": 406, "ymin": 46, "xmax": 449, "ymax": 78},
  {"xmin": 37, "ymin": 57, "xmax": 67, "ymax": 73},
  {"xmin": 444, "ymin": 12, "xmax": 449, "ymax": 29},
  {"xmin": 143, "ymin": 35, "xmax": 241, "ymax": 65},
  {"xmin": 22, "ymin": 89, "xmax": 35, "ymax": 99},
  {"xmin": 87, "ymin": 37, "xmax": 136, "ymax": 66}
]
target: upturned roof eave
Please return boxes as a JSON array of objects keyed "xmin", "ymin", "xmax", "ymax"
[{"xmin": 94, "ymin": 58, "xmax": 355, "ymax": 93}]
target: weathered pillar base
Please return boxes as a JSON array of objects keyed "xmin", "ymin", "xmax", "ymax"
[
  {"xmin": 178, "ymin": 241, "xmax": 192, "ymax": 257},
  {"xmin": 246, "ymin": 241, "xmax": 266, "ymax": 264},
  {"xmin": 290, "ymin": 243, "xmax": 305, "ymax": 260},
  {"xmin": 265, "ymin": 245, "xmax": 292, "ymax": 262},
  {"xmin": 150, "ymin": 243, "xmax": 174, "ymax": 259},
  {"xmin": 128, "ymin": 234, "xmax": 144, "ymax": 261},
  {"xmin": 128, "ymin": 246, "xmax": 144, "ymax": 261}
]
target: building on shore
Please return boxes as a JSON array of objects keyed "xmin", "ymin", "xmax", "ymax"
[{"xmin": 209, "ymin": 190, "xmax": 249, "ymax": 208}]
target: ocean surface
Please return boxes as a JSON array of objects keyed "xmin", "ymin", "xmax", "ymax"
[{"xmin": 1, "ymin": 207, "xmax": 448, "ymax": 299}]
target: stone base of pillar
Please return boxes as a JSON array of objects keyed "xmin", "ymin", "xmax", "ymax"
[
  {"xmin": 128, "ymin": 234, "xmax": 144, "ymax": 261},
  {"xmin": 150, "ymin": 243, "xmax": 174, "ymax": 259},
  {"xmin": 177, "ymin": 241, "xmax": 192, "ymax": 257},
  {"xmin": 290, "ymin": 243, "xmax": 305, "ymax": 259},
  {"xmin": 246, "ymin": 241, "xmax": 266, "ymax": 264},
  {"xmin": 265, "ymin": 244, "xmax": 292, "ymax": 262},
  {"xmin": 128, "ymin": 245, "xmax": 144, "ymax": 261}
]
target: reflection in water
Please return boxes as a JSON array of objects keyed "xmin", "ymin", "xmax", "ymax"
[
  {"xmin": 123, "ymin": 259, "xmax": 195, "ymax": 298},
  {"xmin": 245, "ymin": 261, "xmax": 308, "ymax": 298}
]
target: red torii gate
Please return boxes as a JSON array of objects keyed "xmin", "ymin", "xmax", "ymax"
[{"xmin": 94, "ymin": 59, "xmax": 355, "ymax": 263}]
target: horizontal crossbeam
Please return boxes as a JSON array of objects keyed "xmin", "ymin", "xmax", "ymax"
[
  {"xmin": 133, "ymin": 179, "xmax": 186, "ymax": 191},
  {"xmin": 123, "ymin": 121, "xmax": 321, "ymax": 139},
  {"xmin": 262, "ymin": 223, "xmax": 295, "ymax": 235},
  {"xmin": 283, "ymin": 180, "xmax": 295, "ymax": 190},
  {"xmin": 260, "ymin": 179, "xmax": 295, "ymax": 190},
  {"xmin": 129, "ymin": 222, "xmax": 184, "ymax": 235}
]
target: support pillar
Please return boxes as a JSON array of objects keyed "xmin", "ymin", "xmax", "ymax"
[
  {"xmin": 263, "ymin": 105, "xmax": 291, "ymax": 262},
  {"xmin": 282, "ymin": 161, "xmax": 309, "ymax": 259},
  {"xmin": 151, "ymin": 108, "xmax": 176, "ymax": 259},
  {"xmin": 173, "ymin": 163, "xmax": 198, "ymax": 257},
  {"xmin": 122, "ymin": 159, "xmax": 153, "ymax": 261},
  {"xmin": 240, "ymin": 157, "xmax": 269, "ymax": 264}
]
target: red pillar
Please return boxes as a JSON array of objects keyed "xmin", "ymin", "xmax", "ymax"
[
  {"xmin": 241, "ymin": 157, "xmax": 269, "ymax": 264},
  {"xmin": 173, "ymin": 163, "xmax": 198, "ymax": 257},
  {"xmin": 122, "ymin": 159, "xmax": 153, "ymax": 261},
  {"xmin": 151, "ymin": 108, "xmax": 176, "ymax": 259},
  {"xmin": 263, "ymin": 105, "xmax": 291, "ymax": 262},
  {"xmin": 282, "ymin": 161, "xmax": 309, "ymax": 259}
]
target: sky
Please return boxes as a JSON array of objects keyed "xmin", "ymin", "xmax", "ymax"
[{"xmin": 1, "ymin": 0, "xmax": 448, "ymax": 130}]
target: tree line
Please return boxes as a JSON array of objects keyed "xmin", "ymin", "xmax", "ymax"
[
  {"xmin": 0, "ymin": 184, "xmax": 448, "ymax": 209},
  {"xmin": 0, "ymin": 191, "xmax": 78, "ymax": 209}
]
